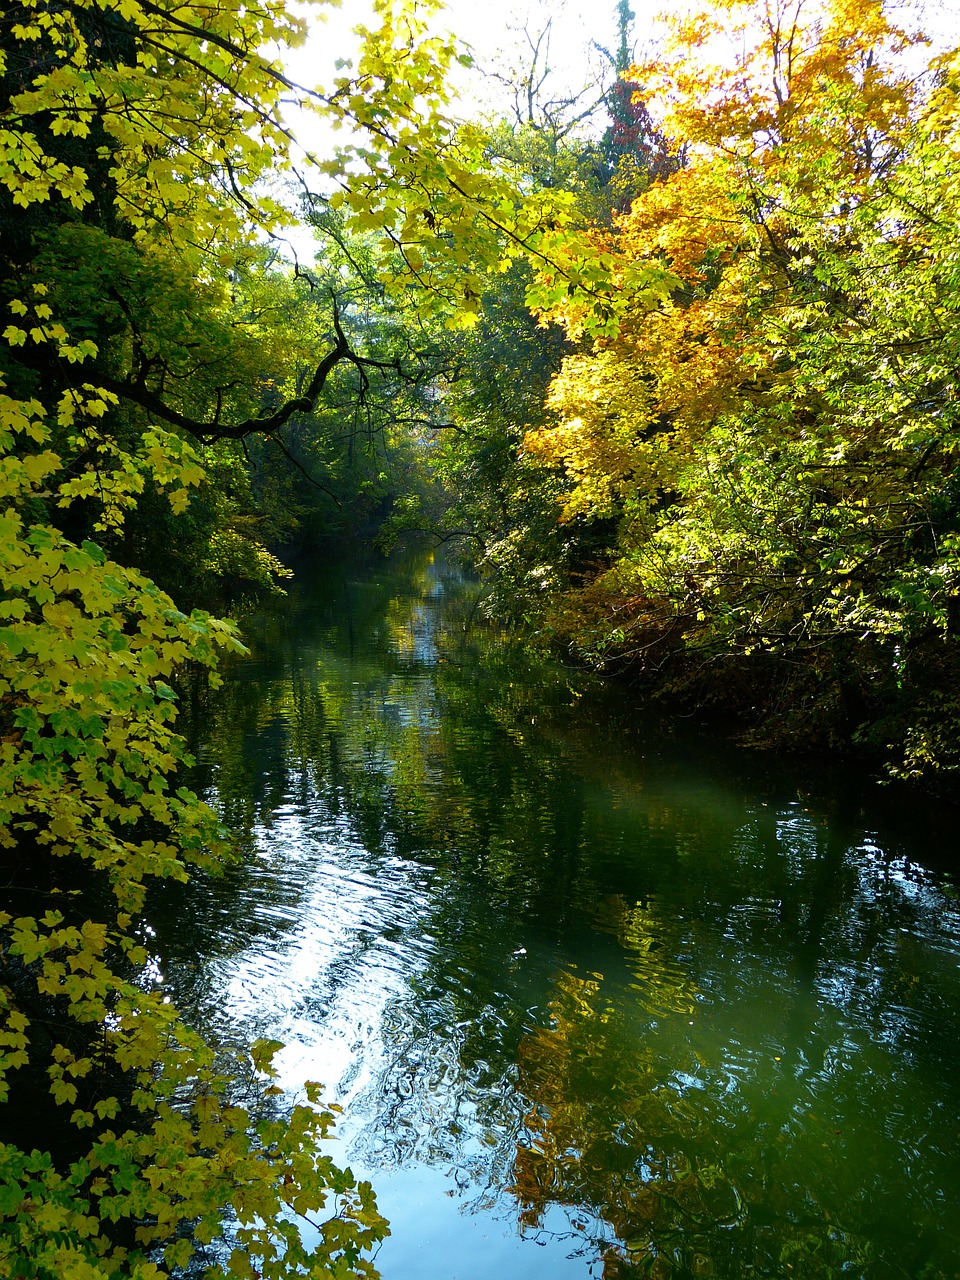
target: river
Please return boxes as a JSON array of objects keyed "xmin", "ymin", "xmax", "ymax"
[{"xmin": 159, "ymin": 548, "xmax": 960, "ymax": 1280}]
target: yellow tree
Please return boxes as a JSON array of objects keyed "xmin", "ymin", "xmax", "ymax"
[{"xmin": 524, "ymin": 0, "xmax": 960, "ymax": 776}]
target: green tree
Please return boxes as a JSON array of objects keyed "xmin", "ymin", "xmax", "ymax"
[
  {"xmin": 595, "ymin": 0, "xmax": 681, "ymax": 209},
  {"xmin": 420, "ymin": 41, "xmax": 666, "ymax": 618}
]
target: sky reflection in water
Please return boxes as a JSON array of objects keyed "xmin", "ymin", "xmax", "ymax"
[{"xmin": 159, "ymin": 550, "xmax": 960, "ymax": 1280}]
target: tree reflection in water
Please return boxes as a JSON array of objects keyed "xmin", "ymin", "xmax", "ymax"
[{"xmin": 157, "ymin": 549, "xmax": 960, "ymax": 1280}]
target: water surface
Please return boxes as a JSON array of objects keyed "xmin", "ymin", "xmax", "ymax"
[{"xmin": 162, "ymin": 550, "xmax": 960, "ymax": 1279}]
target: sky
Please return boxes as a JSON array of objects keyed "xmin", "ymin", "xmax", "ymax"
[
  {"xmin": 280, "ymin": 0, "xmax": 654, "ymax": 137},
  {"xmin": 278, "ymin": 0, "xmax": 959, "ymax": 170},
  {"xmin": 285, "ymin": 0, "xmax": 648, "ymax": 88},
  {"xmin": 283, "ymin": 0, "xmax": 957, "ymax": 109},
  {"xmin": 271, "ymin": 0, "xmax": 958, "ymax": 260},
  {"xmin": 272, "ymin": 0, "xmax": 664, "ymax": 258}
]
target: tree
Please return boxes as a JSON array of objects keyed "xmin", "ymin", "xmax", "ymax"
[
  {"xmin": 595, "ymin": 0, "xmax": 681, "ymax": 209},
  {"xmin": 413, "ymin": 1, "xmax": 686, "ymax": 614},
  {"xmin": 519, "ymin": 0, "xmax": 960, "ymax": 783},
  {"xmin": 1, "ymin": 0, "xmax": 430, "ymax": 1265}
]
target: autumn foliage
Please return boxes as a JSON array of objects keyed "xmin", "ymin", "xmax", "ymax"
[
  {"xmin": 520, "ymin": 0, "xmax": 960, "ymax": 780},
  {"xmin": 3, "ymin": 0, "xmax": 960, "ymax": 1273}
]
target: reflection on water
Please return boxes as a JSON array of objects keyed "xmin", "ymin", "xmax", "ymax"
[{"xmin": 157, "ymin": 550, "xmax": 960, "ymax": 1280}]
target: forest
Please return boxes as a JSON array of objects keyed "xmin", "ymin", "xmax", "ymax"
[{"xmin": 1, "ymin": 0, "xmax": 959, "ymax": 1275}]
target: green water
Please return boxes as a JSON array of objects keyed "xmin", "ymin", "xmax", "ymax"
[{"xmin": 162, "ymin": 549, "xmax": 960, "ymax": 1280}]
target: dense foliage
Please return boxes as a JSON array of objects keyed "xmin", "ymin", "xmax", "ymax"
[
  {"xmin": 3, "ymin": 0, "xmax": 960, "ymax": 1274},
  {"xmin": 0, "ymin": 0, "xmax": 418, "ymax": 1270},
  {"xmin": 469, "ymin": 0, "xmax": 960, "ymax": 787}
]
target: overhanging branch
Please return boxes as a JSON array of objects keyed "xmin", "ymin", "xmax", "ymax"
[
  {"xmin": 85, "ymin": 301, "xmax": 446, "ymax": 448},
  {"xmin": 94, "ymin": 304, "xmax": 355, "ymax": 443}
]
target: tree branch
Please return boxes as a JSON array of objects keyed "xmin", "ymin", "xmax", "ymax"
[
  {"xmin": 93, "ymin": 304, "xmax": 354, "ymax": 442},
  {"xmin": 267, "ymin": 431, "xmax": 342, "ymax": 506}
]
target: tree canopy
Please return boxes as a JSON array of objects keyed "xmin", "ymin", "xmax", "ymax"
[{"xmin": 506, "ymin": 0, "xmax": 960, "ymax": 783}]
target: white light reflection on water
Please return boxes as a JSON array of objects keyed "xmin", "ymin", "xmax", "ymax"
[{"xmin": 185, "ymin": 799, "xmax": 594, "ymax": 1278}]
